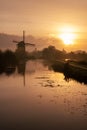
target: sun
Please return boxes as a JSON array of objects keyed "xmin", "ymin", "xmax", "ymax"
[
  {"xmin": 58, "ymin": 26, "xmax": 76, "ymax": 45},
  {"xmin": 59, "ymin": 32, "xmax": 76, "ymax": 45}
]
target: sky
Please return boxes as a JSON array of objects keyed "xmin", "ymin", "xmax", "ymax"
[{"xmin": 0, "ymin": 0, "xmax": 87, "ymax": 51}]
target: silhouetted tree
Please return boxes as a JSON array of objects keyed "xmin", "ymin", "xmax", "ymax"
[
  {"xmin": 4, "ymin": 50, "xmax": 17, "ymax": 66},
  {"xmin": 42, "ymin": 45, "xmax": 66, "ymax": 61}
]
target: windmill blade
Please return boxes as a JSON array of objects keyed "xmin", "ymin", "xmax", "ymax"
[
  {"xmin": 13, "ymin": 40, "xmax": 20, "ymax": 43},
  {"xmin": 25, "ymin": 43, "xmax": 35, "ymax": 46}
]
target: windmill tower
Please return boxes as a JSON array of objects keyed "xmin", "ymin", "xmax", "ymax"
[{"xmin": 13, "ymin": 31, "xmax": 35, "ymax": 56}]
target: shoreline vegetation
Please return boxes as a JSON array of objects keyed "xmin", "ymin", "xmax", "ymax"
[
  {"xmin": 0, "ymin": 45, "xmax": 87, "ymax": 84},
  {"xmin": 52, "ymin": 60, "xmax": 87, "ymax": 84}
]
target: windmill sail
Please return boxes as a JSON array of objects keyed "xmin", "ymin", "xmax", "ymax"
[
  {"xmin": 13, "ymin": 31, "xmax": 35, "ymax": 51},
  {"xmin": 13, "ymin": 40, "xmax": 19, "ymax": 43},
  {"xmin": 25, "ymin": 43, "xmax": 35, "ymax": 46}
]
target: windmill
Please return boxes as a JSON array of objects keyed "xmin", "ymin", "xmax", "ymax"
[{"xmin": 13, "ymin": 31, "xmax": 35, "ymax": 53}]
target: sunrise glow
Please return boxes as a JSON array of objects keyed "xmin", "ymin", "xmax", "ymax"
[
  {"xmin": 58, "ymin": 26, "xmax": 77, "ymax": 45},
  {"xmin": 59, "ymin": 32, "xmax": 76, "ymax": 45}
]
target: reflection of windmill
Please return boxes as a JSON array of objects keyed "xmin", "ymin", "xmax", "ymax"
[
  {"xmin": 17, "ymin": 60, "xmax": 26, "ymax": 86},
  {"xmin": 13, "ymin": 31, "xmax": 35, "ymax": 54}
]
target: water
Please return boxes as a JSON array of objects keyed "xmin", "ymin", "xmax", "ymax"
[{"xmin": 0, "ymin": 60, "xmax": 87, "ymax": 130}]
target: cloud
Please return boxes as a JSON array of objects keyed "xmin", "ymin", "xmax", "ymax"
[{"xmin": 0, "ymin": 33, "xmax": 63, "ymax": 51}]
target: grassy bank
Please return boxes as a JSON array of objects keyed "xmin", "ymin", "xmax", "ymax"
[{"xmin": 51, "ymin": 60, "xmax": 87, "ymax": 84}]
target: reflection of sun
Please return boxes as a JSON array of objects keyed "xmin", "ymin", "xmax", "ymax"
[{"xmin": 58, "ymin": 26, "xmax": 76, "ymax": 45}]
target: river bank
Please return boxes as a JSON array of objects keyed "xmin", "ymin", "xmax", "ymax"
[{"xmin": 51, "ymin": 60, "xmax": 87, "ymax": 84}]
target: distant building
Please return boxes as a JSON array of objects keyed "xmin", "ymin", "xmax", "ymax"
[{"xmin": 13, "ymin": 31, "xmax": 35, "ymax": 59}]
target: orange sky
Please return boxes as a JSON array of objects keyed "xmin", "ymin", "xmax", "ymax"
[{"xmin": 0, "ymin": 0, "xmax": 87, "ymax": 51}]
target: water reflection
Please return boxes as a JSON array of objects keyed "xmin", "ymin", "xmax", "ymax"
[
  {"xmin": 0, "ymin": 50, "xmax": 87, "ymax": 85},
  {"xmin": 0, "ymin": 57, "xmax": 87, "ymax": 86},
  {"xmin": 0, "ymin": 60, "xmax": 87, "ymax": 130},
  {"xmin": 17, "ymin": 61, "xmax": 26, "ymax": 86}
]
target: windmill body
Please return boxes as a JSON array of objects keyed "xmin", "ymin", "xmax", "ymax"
[
  {"xmin": 13, "ymin": 31, "xmax": 35, "ymax": 59},
  {"xmin": 17, "ymin": 41, "xmax": 25, "ymax": 53}
]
